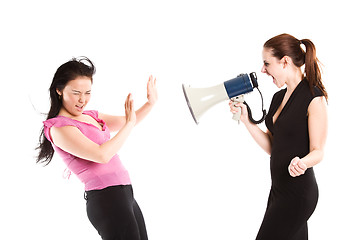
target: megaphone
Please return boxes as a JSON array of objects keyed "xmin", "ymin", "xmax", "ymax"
[{"xmin": 182, "ymin": 72, "xmax": 266, "ymax": 124}]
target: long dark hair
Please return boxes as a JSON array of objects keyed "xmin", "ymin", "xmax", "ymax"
[
  {"xmin": 36, "ymin": 57, "xmax": 96, "ymax": 165},
  {"xmin": 264, "ymin": 33, "xmax": 328, "ymax": 101}
]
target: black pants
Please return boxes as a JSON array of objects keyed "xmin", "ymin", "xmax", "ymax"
[{"xmin": 85, "ymin": 185, "xmax": 148, "ymax": 240}]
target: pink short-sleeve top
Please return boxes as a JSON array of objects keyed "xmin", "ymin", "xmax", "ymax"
[{"xmin": 43, "ymin": 110, "xmax": 131, "ymax": 191}]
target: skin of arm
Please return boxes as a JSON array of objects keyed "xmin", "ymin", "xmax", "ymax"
[
  {"xmin": 288, "ymin": 96, "xmax": 328, "ymax": 177},
  {"xmin": 230, "ymin": 101, "xmax": 273, "ymax": 155},
  {"xmin": 51, "ymin": 93, "xmax": 136, "ymax": 164},
  {"xmin": 99, "ymin": 102, "xmax": 154, "ymax": 132},
  {"xmin": 51, "ymin": 121, "xmax": 135, "ymax": 164}
]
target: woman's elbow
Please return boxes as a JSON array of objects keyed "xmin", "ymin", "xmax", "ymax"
[
  {"xmin": 90, "ymin": 151, "xmax": 112, "ymax": 164},
  {"xmin": 97, "ymin": 155, "xmax": 113, "ymax": 164},
  {"xmin": 93, "ymin": 146, "xmax": 115, "ymax": 164}
]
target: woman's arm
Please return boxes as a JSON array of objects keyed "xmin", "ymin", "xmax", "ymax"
[
  {"xmin": 230, "ymin": 101, "xmax": 272, "ymax": 155},
  {"xmin": 99, "ymin": 75, "xmax": 158, "ymax": 132},
  {"xmin": 51, "ymin": 94, "xmax": 136, "ymax": 164},
  {"xmin": 288, "ymin": 96, "xmax": 328, "ymax": 177}
]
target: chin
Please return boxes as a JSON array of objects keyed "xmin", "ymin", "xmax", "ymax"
[
  {"xmin": 74, "ymin": 105, "xmax": 86, "ymax": 114},
  {"xmin": 69, "ymin": 109, "xmax": 84, "ymax": 117},
  {"xmin": 273, "ymin": 78, "xmax": 285, "ymax": 88}
]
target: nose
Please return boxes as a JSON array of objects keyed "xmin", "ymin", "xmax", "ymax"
[
  {"xmin": 261, "ymin": 65, "xmax": 267, "ymax": 74},
  {"xmin": 78, "ymin": 94, "xmax": 85, "ymax": 103}
]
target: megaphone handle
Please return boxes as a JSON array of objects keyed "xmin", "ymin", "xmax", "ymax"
[{"xmin": 231, "ymin": 95, "xmax": 245, "ymax": 124}]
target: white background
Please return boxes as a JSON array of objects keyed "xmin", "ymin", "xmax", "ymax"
[{"xmin": 1, "ymin": 0, "xmax": 359, "ymax": 239}]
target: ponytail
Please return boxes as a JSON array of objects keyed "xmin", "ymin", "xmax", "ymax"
[{"xmin": 301, "ymin": 39, "xmax": 328, "ymax": 101}]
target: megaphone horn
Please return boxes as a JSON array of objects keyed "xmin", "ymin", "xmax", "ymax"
[{"xmin": 182, "ymin": 72, "xmax": 266, "ymax": 124}]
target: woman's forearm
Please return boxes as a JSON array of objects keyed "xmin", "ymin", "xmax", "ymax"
[
  {"xmin": 231, "ymin": 101, "xmax": 272, "ymax": 156},
  {"xmin": 243, "ymin": 121, "xmax": 272, "ymax": 155},
  {"xmin": 98, "ymin": 122, "xmax": 135, "ymax": 163},
  {"xmin": 135, "ymin": 102, "xmax": 154, "ymax": 125},
  {"xmin": 301, "ymin": 149, "xmax": 324, "ymax": 168}
]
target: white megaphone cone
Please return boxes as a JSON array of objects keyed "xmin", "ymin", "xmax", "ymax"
[
  {"xmin": 182, "ymin": 83, "xmax": 229, "ymax": 124},
  {"xmin": 182, "ymin": 72, "xmax": 266, "ymax": 124}
]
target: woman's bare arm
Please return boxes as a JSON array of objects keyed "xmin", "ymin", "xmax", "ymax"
[{"xmin": 51, "ymin": 94, "xmax": 136, "ymax": 164}]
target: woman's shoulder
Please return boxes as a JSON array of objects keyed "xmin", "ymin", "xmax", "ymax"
[
  {"xmin": 42, "ymin": 116, "xmax": 80, "ymax": 143},
  {"xmin": 43, "ymin": 115, "xmax": 79, "ymax": 129},
  {"xmin": 270, "ymin": 88, "xmax": 286, "ymax": 104},
  {"xmin": 44, "ymin": 110, "xmax": 99, "ymax": 127},
  {"xmin": 301, "ymin": 79, "xmax": 324, "ymax": 100},
  {"xmin": 42, "ymin": 110, "xmax": 101, "ymax": 143}
]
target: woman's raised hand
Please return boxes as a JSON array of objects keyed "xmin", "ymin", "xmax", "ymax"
[
  {"xmin": 147, "ymin": 75, "xmax": 158, "ymax": 106},
  {"xmin": 125, "ymin": 93, "xmax": 136, "ymax": 124}
]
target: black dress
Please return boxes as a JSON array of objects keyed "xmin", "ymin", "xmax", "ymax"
[{"xmin": 256, "ymin": 79, "xmax": 324, "ymax": 240}]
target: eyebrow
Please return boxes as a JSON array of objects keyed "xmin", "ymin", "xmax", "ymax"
[{"xmin": 71, "ymin": 89, "xmax": 91, "ymax": 93}]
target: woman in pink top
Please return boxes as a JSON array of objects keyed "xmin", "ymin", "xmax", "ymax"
[{"xmin": 36, "ymin": 57, "xmax": 157, "ymax": 240}]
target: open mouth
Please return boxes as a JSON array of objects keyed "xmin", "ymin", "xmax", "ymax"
[
  {"xmin": 75, "ymin": 105, "xmax": 84, "ymax": 111},
  {"xmin": 267, "ymin": 74, "xmax": 276, "ymax": 84}
]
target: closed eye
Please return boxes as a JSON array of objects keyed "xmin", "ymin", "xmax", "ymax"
[{"xmin": 71, "ymin": 90, "xmax": 91, "ymax": 95}]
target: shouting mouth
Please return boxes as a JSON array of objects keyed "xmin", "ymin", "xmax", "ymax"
[
  {"xmin": 75, "ymin": 105, "xmax": 84, "ymax": 111},
  {"xmin": 272, "ymin": 76, "xmax": 276, "ymax": 84}
]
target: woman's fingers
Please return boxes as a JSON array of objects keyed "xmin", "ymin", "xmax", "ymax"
[{"xmin": 289, "ymin": 157, "xmax": 307, "ymax": 177}]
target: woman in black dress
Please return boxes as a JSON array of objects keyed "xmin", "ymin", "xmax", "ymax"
[{"xmin": 230, "ymin": 34, "xmax": 328, "ymax": 239}]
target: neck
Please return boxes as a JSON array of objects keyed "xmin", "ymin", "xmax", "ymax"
[
  {"xmin": 285, "ymin": 68, "xmax": 303, "ymax": 93},
  {"xmin": 58, "ymin": 107, "xmax": 81, "ymax": 119}
]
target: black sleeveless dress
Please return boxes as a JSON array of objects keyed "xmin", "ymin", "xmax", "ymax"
[{"xmin": 256, "ymin": 79, "xmax": 324, "ymax": 240}]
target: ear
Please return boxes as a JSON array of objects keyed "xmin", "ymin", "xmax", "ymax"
[
  {"xmin": 281, "ymin": 56, "xmax": 291, "ymax": 69},
  {"xmin": 56, "ymin": 89, "xmax": 62, "ymax": 96}
]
